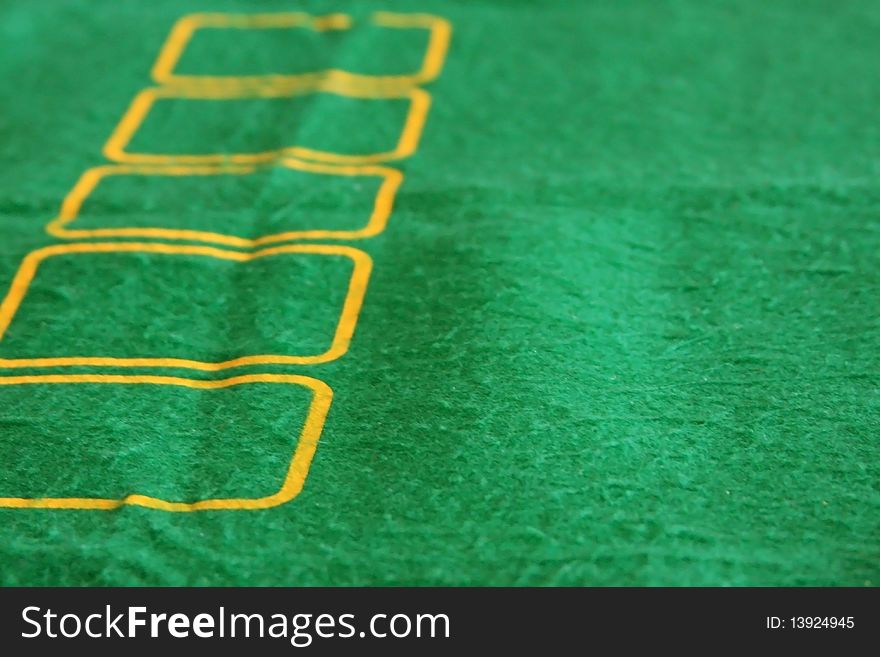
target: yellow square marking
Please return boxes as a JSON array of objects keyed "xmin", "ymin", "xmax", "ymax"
[
  {"xmin": 103, "ymin": 83, "xmax": 432, "ymax": 166},
  {"xmin": 46, "ymin": 159, "xmax": 403, "ymax": 248},
  {"xmin": 151, "ymin": 11, "xmax": 451, "ymax": 90},
  {"xmin": 0, "ymin": 373, "xmax": 332, "ymax": 511},
  {"xmin": 0, "ymin": 242, "xmax": 372, "ymax": 371}
]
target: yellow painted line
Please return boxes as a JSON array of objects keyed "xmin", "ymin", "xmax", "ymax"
[
  {"xmin": 0, "ymin": 242, "xmax": 372, "ymax": 370},
  {"xmin": 102, "ymin": 83, "xmax": 431, "ymax": 166},
  {"xmin": 0, "ymin": 373, "xmax": 333, "ymax": 511},
  {"xmin": 150, "ymin": 11, "xmax": 451, "ymax": 91},
  {"xmin": 46, "ymin": 159, "xmax": 403, "ymax": 247}
]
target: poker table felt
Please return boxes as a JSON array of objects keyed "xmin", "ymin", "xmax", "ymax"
[{"xmin": 0, "ymin": 0, "xmax": 877, "ymax": 586}]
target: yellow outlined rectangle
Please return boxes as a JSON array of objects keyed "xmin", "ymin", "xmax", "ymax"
[
  {"xmin": 151, "ymin": 11, "xmax": 451, "ymax": 90},
  {"xmin": 0, "ymin": 373, "xmax": 332, "ymax": 511},
  {"xmin": 103, "ymin": 83, "xmax": 431, "ymax": 165},
  {"xmin": 46, "ymin": 159, "xmax": 403, "ymax": 248},
  {"xmin": 0, "ymin": 242, "xmax": 372, "ymax": 371}
]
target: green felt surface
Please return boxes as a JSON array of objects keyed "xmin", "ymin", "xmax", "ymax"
[
  {"xmin": 125, "ymin": 93, "xmax": 414, "ymax": 157},
  {"xmin": 71, "ymin": 168, "xmax": 382, "ymax": 234},
  {"xmin": 175, "ymin": 19, "xmax": 428, "ymax": 77},
  {"xmin": 0, "ymin": 381, "xmax": 311, "ymax": 500},
  {"xmin": 0, "ymin": 0, "xmax": 878, "ymax": 585}
]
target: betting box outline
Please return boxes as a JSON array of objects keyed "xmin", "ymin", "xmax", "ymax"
[
  {"xmin": 0, "ymin": 373, "xmax": 332, "ymax": 511},
  {"xmin": 151, "ymin": 11, "xmax": 452, "ymax": 91},
  {"xmin": 46, "ymin": 159, "xmax": 404, "ymax": 247},
  {"xmin": 103, "ymin": 83, "xmax": 432, "ymax": 166},
  {"xmin": 0, "ymin": 242, "xmax": 373, "ymax": 371}
]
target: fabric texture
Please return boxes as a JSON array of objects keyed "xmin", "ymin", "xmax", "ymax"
[{"xmin": 0, "ymin": 0, "xmax": 877, "ymax": 585}]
